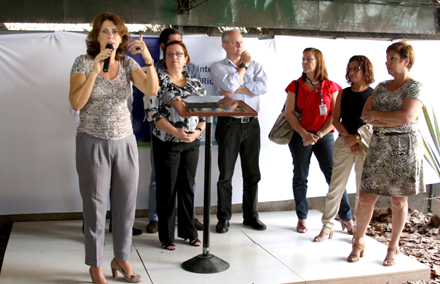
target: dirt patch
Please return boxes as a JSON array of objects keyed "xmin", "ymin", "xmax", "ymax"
[{"xmin": 366, "ymin": 208, "xmax": 440, "ymax": 283}]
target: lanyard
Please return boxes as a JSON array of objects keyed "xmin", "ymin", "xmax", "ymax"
[
  {"xmin": 306, "ymin": 77, "xmax": 327, "ymax": 116},
  {"xmin": 306, "ymin": 77, "xmax": 323, "ymax": 103}
]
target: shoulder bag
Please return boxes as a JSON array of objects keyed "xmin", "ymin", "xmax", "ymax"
[{"xmin": 268, "ymin": 80, "xmax": 299, "ymax": 145}]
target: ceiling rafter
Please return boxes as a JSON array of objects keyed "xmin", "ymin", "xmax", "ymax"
[
  {"xmin": 302, "ymin": 0, "xmax": 440, "ymax": 8},
  {"xmin": 177, "ymin": 0, "xmax": 209, "ymax": 14}
]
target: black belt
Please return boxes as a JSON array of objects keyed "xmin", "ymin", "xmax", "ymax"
[
  {"xmin": 373, "ymin": 129, "xmax": 415, "ymax": 138},
  {"xmin": 220, "ymin": 117, "xmax": 257, "ymax": 123}
]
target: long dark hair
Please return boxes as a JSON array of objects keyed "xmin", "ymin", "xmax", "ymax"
[{"xmin": 159, "ymin": 28, "xmax": 181, "ymax": 45}]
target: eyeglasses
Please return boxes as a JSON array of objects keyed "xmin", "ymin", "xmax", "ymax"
[
  {"xmin": 166, "ymin": 52, "xmax": 185, "ymax": 58},
  {"xmin": 347, "ymin": 66, "xmax": 362, "ymax": 72}
]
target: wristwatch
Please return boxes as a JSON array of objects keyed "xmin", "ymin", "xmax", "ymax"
[
  {"xmin": 316, "ymin": 131, "xmax": 323, "ymax": 138},
  {"xmin": 238, "ymin": 63, "xmax": 248, "ymax": 70}
]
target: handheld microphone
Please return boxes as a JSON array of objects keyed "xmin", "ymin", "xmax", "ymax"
[{"xmin": 103, "ymin": 43, "xmax": 114, "ymax": 73}]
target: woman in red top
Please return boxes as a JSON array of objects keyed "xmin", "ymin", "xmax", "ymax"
[{"xmin": 284, "ymin": 47, "xmax": 353, "ymax": 234}]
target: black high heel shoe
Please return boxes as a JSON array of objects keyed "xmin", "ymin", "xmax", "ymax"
[
  {"xmin": 188, "ymin": 238, "xmax": 201, "ymax": 246},
  {"xmin": 161, "ymin": 242, "xmax": 176, "ymax": 250}
]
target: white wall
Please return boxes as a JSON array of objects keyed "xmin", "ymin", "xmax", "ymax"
[{"xmin": 0, "ymin": 32, "xmax": 438, "ymax": 215}]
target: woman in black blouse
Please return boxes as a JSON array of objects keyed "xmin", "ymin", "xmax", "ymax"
[
  {"xmin": 313, "ymin": 55, "xmax": 374, "ymax": 242},
  {"xmin": 144, "ymin": 41, "xmax": 206, "ymax": 250}
]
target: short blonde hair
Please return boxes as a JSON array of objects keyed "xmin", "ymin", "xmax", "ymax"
[{"xmin": 386, "ymin": 41, "xmax": 415, "ymax": 71}]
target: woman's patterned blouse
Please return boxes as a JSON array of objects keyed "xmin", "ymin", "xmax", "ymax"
[
  {"xmin": 372, "ymin": 79, "xmax": 423, "ymax": 134},
  {"xmin": 145, "ymin": 71, "xmax": 206, "ymax": 142},
  {"xmin": 70, "ymin": 54, "xmax": 140, "ymax": 140}
]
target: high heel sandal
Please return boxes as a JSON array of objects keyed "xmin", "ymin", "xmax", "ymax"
[
  {"xmin": 340, "ymin": 220, "xmax": 354, "ymax": 235},
  {"xmin": 110, "ymin": 258, "xmax": 142, "ymax": 283},
  {"xmin": 313, "ymin": 230, "xmax": 334, "ymax": 242},
  {"xmin": 296, "ymin": 220, "xmax": 308, "ymax": 233},
  {"xmin": 347, "ymin": 242, "xmax": 365, "ymax": 263},
  {"xmin": 89, "ymin": 267, "xmax": 108, "ymax": 284},
  {"xmin": 383, "ymin": 247, "xmax": 400, "ymax": 266}
]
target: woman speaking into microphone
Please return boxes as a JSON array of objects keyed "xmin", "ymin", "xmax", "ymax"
[{"xmin": 69, "ymin": 12, "xmax": 158, "ymax": 284}]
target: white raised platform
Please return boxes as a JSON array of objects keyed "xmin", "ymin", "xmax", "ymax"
[{"xmin": 0, "ymin": 210, "xmax": 430, "ymax": 283}]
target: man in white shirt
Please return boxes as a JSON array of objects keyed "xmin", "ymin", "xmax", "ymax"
[{"xmin": 211, "ymin": 29, "xmax": 268, "ymax": 233}]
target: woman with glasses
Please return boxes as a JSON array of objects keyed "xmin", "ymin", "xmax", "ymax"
[
  {"xmin": 348, "ymin": 41, "xmax": 424, "ymax": 266},
  {"xmin": 69, "ymin": 12, "xmax": 158, "ymax": 284},
  {"xmin": 144, "ymin": 41, "xmax": 206, "ymax": 250},
  {"xmin": 313, "ymin": 55, "xmax": 374, "ymax": 242},
  {"xmin": 285, "ymin": 47, "xmax": 352, "ymax": 234}
]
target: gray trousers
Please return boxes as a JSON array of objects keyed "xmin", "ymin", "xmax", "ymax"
[{"xmin": 76, "ymin": 133, "xmax": 139, "ymax": 267}]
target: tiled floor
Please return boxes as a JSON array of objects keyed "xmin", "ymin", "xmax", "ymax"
[{"xmin": 0, "ymin": 210, "xmax": 431, "ymax": 284}]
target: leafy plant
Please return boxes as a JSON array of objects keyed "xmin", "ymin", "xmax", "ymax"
[
  {"xmin": 422, "ymin": 106, "xmax": 440, "ymax": 179},
  {"xmin": 422, "ymin": 106, "xmax": 440, "ymax": 208}
]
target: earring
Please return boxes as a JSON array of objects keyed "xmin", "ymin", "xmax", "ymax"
[{"xmin": 120, "ymin": 40, "xmax": 122, "ymax": 44}]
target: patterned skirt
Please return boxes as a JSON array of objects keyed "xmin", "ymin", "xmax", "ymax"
[{"xmin": 360, "ymin": 130, "xmax": 425, "ymax": 197}]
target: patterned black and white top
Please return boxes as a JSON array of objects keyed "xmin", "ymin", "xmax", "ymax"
[
  {"xmin": 70, "ymin": 54, "xmax": 140, "ymax": 140},
  {"xmin": 145, "ymin": 71, "xmax": 206, "ymax": 142},
  {"xmin": 360, "ymin": 79, "xmax": 425, "ymax": 197}
]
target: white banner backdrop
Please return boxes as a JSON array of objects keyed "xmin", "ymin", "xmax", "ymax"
[{"xmin": 0, "ymin": 32, "xmax": 438, "ymax": 215}]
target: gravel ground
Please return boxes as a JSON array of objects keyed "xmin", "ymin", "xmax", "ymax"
[{"xmin": 366, "ymin": 208, "xmax": 440, "ymax": 284}]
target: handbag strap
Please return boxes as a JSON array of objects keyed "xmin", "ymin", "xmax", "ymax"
[
  {"xmin": 282, "ymin": 80, "xmax": 298, "ymax": 112},
  {"xmin": 294, "ymin": 80, "xmax": 299, "ymax": 113}
]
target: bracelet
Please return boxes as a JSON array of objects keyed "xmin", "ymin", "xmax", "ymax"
[
  {"xmin": 355, "ymin": 134, "xmax": 361, "ymax": 143},
  {"xmin": 316, "ymin": 131, "xmax": 323, "ymax": 138},
  {"xmin": 196, "ymin": 127, "xmax": 203, "ymax": 132},
  {"xmin": 145, "ymin": 61, "xmax": 154, "ymax": 67}
]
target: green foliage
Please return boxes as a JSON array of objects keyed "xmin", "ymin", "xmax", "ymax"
[{"xmin": 422, "ymin": 106, "xmax": 440, "ymax": 178}]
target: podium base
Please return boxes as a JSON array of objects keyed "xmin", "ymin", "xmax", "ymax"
[{"xmin": 181, "ymin": 254, "xmax": 230, "ymax": 274}]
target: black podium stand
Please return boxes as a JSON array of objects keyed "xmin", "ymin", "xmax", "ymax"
[{"xmin": 168, "ymin": 99, "xmax": 257, "ymax": 274}]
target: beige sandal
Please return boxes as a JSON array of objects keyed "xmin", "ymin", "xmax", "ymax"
[
  {"xmin": 383, "ymin": 247, "xmax": 400, "ymax": 266},
  {"xmin": 347, "ymin": 242, "xmax": 365, "ymax": 263},
  {"xmin": 313, "ymin": 230, "xmax": 333, "ymax": 242}
]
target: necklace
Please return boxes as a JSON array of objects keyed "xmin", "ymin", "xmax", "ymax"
[{"xmin": 306, "ymin": 77, "xmax": 320, "ymax": 85}]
